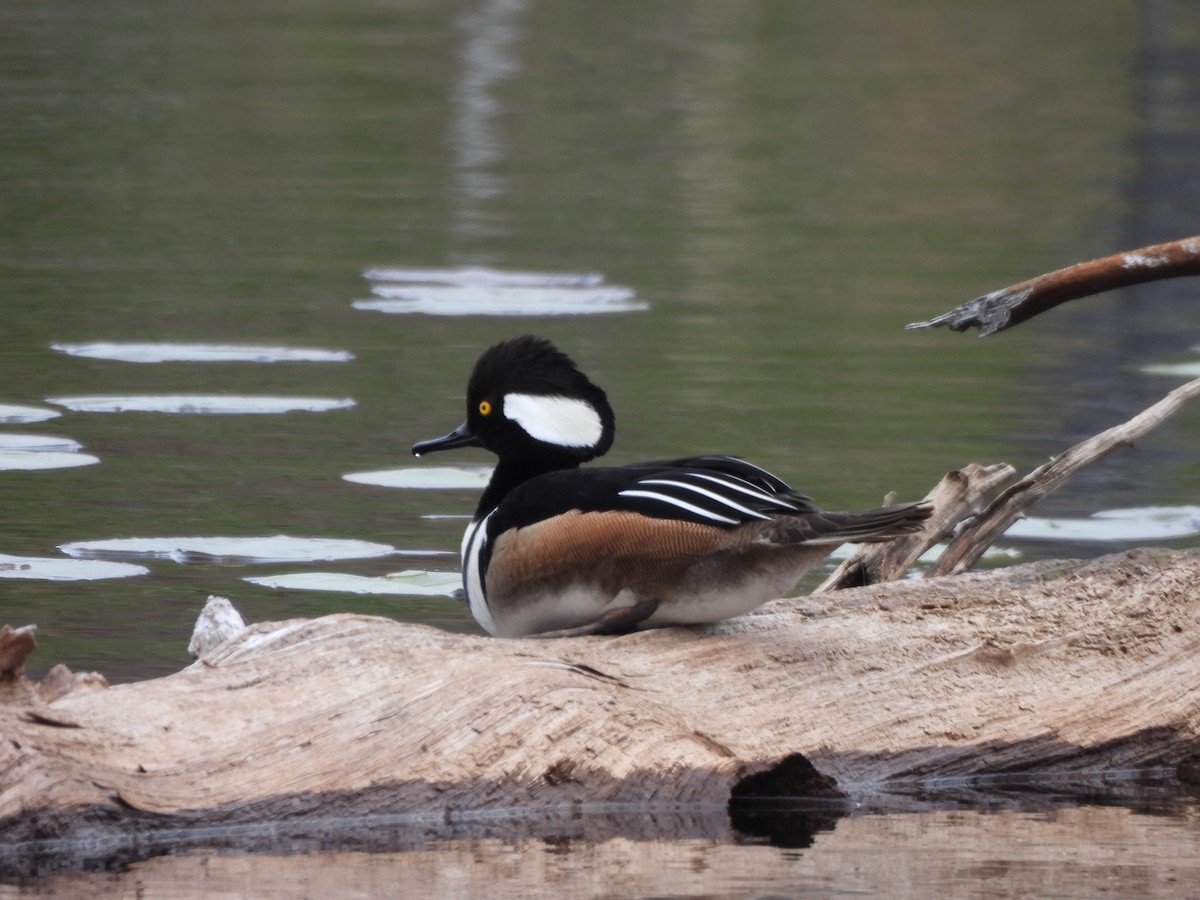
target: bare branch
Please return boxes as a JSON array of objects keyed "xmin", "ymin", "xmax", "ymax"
[
  {"xmin": 907, "ymin": 235, "xmax": 1200, "ymax": 337},
  {"xmin": 815, "ymin": 462, "xmax": 1015, "ymax": 592},
  {"xmin": 929, "ymin": 376, "xmax": 1200, "ymax": 575}
]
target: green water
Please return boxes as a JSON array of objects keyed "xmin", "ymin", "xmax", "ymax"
[
  {"xmin": 4, "ymin": 1, "xmax": 1199, "ymax": 682},
  {"xmin": 4, "ymin": 0, "xmax": 1200, "ymax": 891}
]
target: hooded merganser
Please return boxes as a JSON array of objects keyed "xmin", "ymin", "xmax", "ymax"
[{"xmin": 413, "ymin": 335, "xmax": 931, "ymax": 638}]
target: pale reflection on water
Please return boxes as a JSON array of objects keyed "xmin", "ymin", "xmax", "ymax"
[{"xmin": 6, "ymin": 802, "xmax": 1198, "ymax": 898}]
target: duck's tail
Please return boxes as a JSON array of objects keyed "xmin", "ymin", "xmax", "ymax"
[{"xmin": 766, "ymin": 501, "xmax": 932, "ymax": 546}]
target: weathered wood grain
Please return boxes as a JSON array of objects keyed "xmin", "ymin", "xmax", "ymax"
[{"xmin": 3, "ymin": 546, "xmax": 1197, "ymax": 849}]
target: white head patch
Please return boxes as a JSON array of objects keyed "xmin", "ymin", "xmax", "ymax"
[{"xmin": 503, "ymin": 393, "xmax": 603, "ymax": 448}]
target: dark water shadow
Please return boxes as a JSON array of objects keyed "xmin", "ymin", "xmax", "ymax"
[{"xmin": 3, "ymin": 762, "xmax": 1197, "ymax": 882}]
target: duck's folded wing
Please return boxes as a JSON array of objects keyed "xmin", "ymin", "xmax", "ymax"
[{"xmin": 615, "ymin": 459, "xmax": 818, "ymax": 527}]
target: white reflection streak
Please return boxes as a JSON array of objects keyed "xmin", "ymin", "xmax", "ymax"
[{"xmin": 451, "ymin": 0, "xmax": 528, "ymax": 239}]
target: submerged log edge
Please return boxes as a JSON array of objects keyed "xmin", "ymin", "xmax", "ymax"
[{"xmin": 2, "ymin": 546, "xmax": 1199, "ymax": 860}]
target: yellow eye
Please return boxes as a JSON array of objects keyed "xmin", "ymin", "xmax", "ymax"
[{"xmin": 478, "ymin": 400, "xmax": 492, "ymax": 416}]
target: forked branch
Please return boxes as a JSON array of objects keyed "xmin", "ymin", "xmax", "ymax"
[
  {"xmin": 820, "ymin": 374, "xmax": 1200, "ymax": 587},
  {"xmin": 815, "ymin": 463, "xmax": 1015, "ymax": 592},
  {"xmin": 930, "ymin": 375, "xmax": 1200, "ymax": 575}
]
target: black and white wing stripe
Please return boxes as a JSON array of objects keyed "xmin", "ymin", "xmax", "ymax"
[
  {"xmin": 617, "ymin": 458, "xmax": 816, "ymax": 527},
  {"xmin": 684, "ymin": 455, "xmax": 798, "ymax": 495}
]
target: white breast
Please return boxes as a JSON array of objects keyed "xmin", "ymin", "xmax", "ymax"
[{"xmin": 461, "ymin": 513, "xmax": 499, "ymax": 636}]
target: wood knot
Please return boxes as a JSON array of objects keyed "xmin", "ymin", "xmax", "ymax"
[
  {"xmin": 542, "ymin": 758, "xmax": 578, "ymax": 786},
  {"xmin": 970, "ymin": 638, "xmax": 1016, "ymax": 667},
  {"xmin": 730, "ymin": 752, "xmax": 845, "ymax": 802},
  {"xmin": 0, "ymin": 625, "xmax": 37, "ymax": 681}
]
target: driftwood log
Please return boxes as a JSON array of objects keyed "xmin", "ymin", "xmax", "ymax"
[{"xmin": 3, "ymin": 546, "xmax": 1199, "ymax": 864}]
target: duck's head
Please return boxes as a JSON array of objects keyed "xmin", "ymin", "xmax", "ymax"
[{"xmin": 412, "ymin": 335, "xmax": 615, "ymax": 467}]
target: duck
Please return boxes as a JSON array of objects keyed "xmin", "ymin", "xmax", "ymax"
[{"xmin": 413, "ymin": 335, "xmax": 931, "ymax": 638}]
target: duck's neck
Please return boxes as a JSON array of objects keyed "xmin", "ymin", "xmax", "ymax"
[{"xmin": 475, "ymin": 456, "xmax": 577, "ymax": 520}]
